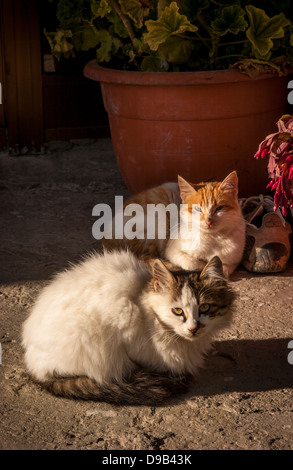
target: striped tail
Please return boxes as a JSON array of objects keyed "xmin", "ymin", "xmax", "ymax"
[{"xmin": 43, "ymin": 370, "xmax": 192, "ymax": 405}]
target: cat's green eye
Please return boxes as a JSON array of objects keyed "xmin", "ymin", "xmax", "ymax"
[
  {"xmin": 172, "ymin": 307, "xmax": 184, "ymax": 316},
  {"xmin": 199, "ymin": 303, "xmax": 210, "ymax": 314},
  {"xmin": 192, "ymin": 205, "xmax": 201, "ymax": 212}
]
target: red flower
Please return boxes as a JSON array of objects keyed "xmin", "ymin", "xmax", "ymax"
[{"xmin": 254, "ymin": 115, "xmax": 293, "ymax": 215}]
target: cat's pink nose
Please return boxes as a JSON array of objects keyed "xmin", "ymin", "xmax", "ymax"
[
  {"xmin": 188, "ymin": 326, "xmax": 199, "ymax": 335},
  {"xmin": 205, "ymin": 218, "xmax": 213, "ymax": 227}
]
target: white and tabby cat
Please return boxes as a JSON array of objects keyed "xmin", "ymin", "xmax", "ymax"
[{"xmin": 22, "ymin": 250, "xmax": 236, "ymax": 405}]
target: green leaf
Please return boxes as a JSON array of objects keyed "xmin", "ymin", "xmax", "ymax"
[
  {"xmin": 56, "ymin": 0, "xmax": 81, "ymax": 22},
  {"xmin": 95, "ymin": 29, "xmax": 121, "ymax": 62},
  {"xmin": 173, "ymin": 0, "xmax": 210, "ymax": 22},
  {"xmin": 73, "ymin": 24, "xmax": 101, "ymax": 51},
  {"xmin": 159, "ymin": 36, "xmax": 193, "ymax": 64},
  {"xmin": 162, "ymin": 0, "xmax": 210, "ymax": 19},
  {"xmin": 119, "ymin": 0, "xmax": 148, "ymax": 29},
  {"xmin": 144, "ymin": 2, "xmax": 198, "ymax": 51},
  {"xmin": 56, "ymin": 0, "xmax": 93, "ymax": 23},
  {"xmin": 211, "ymin": 6, "xmax": 247, "ymax": 36},
  {"xmin": 157, "ymin": 0, "xmax": 209, "ymax": 18},
  {"xmin": 108, "ymin": 13, "xmax": 129, "ymax": 38},
  {"xmin": 246, "ymin": 5, "xmax": 291, "ymax": 58},
  {"xmin": 44, "ymin": 29, "xmax": 75, "ymax": 59},
  {"xmin": 132, "ymin": 38, "xmax": 146, "ymax": 55},
  {"xmin": 91, "ymin": 0, "xmax": 111, "ymax": 18},
  {"xmin": 140, "ymin": 55, "xmax": 169, "ymax": 72},
  {"xmin": 95, "ymin": 30, "xmax": 112, "ymax": 62}
]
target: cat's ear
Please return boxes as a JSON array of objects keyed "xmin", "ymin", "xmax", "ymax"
[
  {"xmin": 200, "ymin": 256, "xmax": 224, "ymax": 280},
  {"xmin": 152, "ymin": 259, "xmax": 175, "ymax": 292},
  {"xmin": 178, "ymin": 175, "xmax": 196, "ymax": 202},
  {"xmin": 219, "ymin": 171, "xmax": 238, "ymax": 198}
]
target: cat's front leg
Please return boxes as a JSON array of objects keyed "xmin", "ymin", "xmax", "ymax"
[
  {"xmin": 167, "ymin": 250, "xmax": 206, "ymax": 271},
  {"xmin": 222, "ymin": 263, "xmax": 238, "ymax": 278},
  {"xmin": 181, "ymin": 257, "xmax": 206, "ymax": 271},
  {"xmin": 165, "ymin": 239, "xmax": 206, "ymax": 271}
]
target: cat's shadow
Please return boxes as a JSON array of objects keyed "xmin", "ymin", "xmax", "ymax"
[{"xmin": 185, "ymin": 337, "xmax": 293, "ymax": 399}]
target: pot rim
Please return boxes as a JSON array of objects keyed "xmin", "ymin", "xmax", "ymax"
[{"xmin": 83, "ymin": 59, "xmax": 291, "ymax": 86}]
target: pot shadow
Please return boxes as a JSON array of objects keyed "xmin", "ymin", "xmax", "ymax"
[{"xmin": 188, "ymin": 337, "xmax": 293, "ymax": 397}]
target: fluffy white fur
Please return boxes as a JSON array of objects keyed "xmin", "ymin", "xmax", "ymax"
[{"xmin": 22, "ymin": 250, "xmax": 231, "ymax": 388}]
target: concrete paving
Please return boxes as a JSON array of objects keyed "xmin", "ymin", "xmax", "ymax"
[{"xmin": 0, "ymin": 138, "xmax": 292, "ymax": 450}]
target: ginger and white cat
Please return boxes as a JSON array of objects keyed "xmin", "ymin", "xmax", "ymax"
[
  {"xmin": 103, "ymin": 171, "xmax": 246, "ymax": 276},
  {"xmin": 166, "ymin": 172, "xmax": 246, "ymax": 275},
  {"xmin": 22, "ymin": 250, "xmax": 236, "ymax": 405}
]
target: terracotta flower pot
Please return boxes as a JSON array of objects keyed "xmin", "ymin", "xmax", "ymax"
[{"xmin": 84, "ymin": 60, "xmax": 290, "ymax": 197}]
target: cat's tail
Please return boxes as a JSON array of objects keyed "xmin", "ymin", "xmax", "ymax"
[{"xmin": 42, "ymin": 370, "xmax": 192, "ymax": 405}]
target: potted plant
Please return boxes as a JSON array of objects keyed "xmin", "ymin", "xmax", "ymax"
[{"xmin": 45, "ymin": 0, "xmax": 293, "ymax": 196}]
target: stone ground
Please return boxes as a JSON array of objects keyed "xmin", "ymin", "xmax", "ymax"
[{"xmin": 0, "ymin": 138, "xmax": 293, "ymax": 451}]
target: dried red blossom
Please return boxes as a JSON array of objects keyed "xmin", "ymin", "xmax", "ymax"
[{"xmin": 254, "ymin": 115, "xmax": 293, "ymax": 215}]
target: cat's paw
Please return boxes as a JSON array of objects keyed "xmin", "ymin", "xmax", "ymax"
[{"xmin": 180, "ymin": 258, "xmax": 206, "ymax": 272}]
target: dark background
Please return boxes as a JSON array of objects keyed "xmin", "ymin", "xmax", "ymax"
[{"xmin": 0, "ymin": 0, "xmax": 109, "ymax": 154}]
